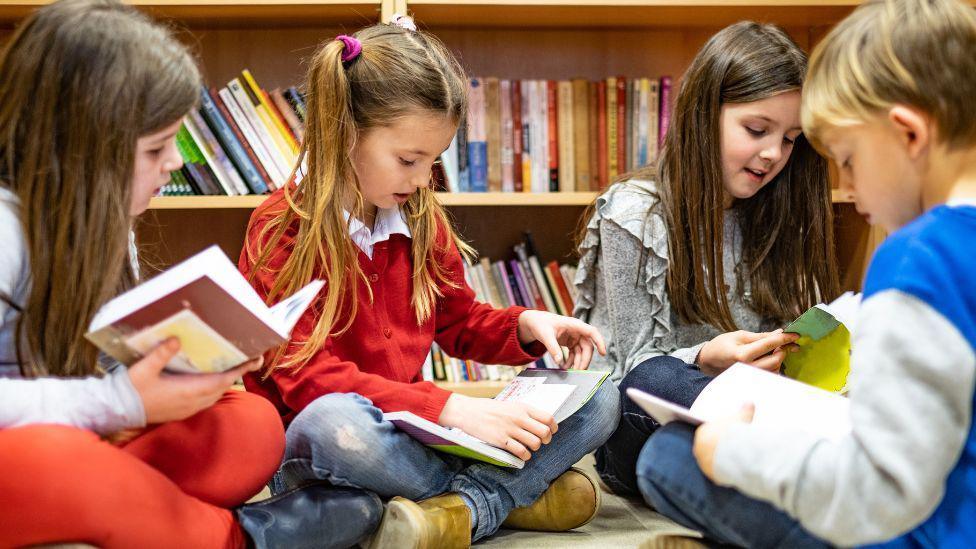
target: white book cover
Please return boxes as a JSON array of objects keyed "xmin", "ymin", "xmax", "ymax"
[
  {"xmin": 627, "ymin": 363, "xmax": 852, "ymax": 442},
  {"xmin": 218, "ymin": 87, "xmax": 286, "ymax": 185},
  {"xmin": 227, "ymin": 79, "xmax": 292, "ymax": 179}
]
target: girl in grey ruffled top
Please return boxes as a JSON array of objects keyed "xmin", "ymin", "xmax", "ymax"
[{"xmin": 574, "ymin": 179, "xmax": 778, "ymax": 382}]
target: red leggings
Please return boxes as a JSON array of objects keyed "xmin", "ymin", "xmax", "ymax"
[{"xmin": 0, "ymin": 391, "xmax": 284, "ymax": 548}]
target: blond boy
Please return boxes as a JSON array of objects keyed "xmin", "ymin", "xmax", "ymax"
[{"xmin": 640, "ymin": 1, "xmax": 976, "ymax": 547}]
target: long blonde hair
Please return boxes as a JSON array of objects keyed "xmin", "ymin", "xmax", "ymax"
[
  {"xmin": 0, "ymin": 0, "xmax": 199, "ymax": 377},
  {"xmin": 247, "ymin": 23, "xmax": 472, "ymax": 373}
]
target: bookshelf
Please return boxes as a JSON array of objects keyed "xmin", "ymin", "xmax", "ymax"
[{"xmin": 2, "ymin": 1, "xmax": 880, "ymax": 395}]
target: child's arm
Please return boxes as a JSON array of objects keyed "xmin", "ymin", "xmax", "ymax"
[
  {"xmin": 695, "ymin": 290, "xmax": 974, "ymax": 545},
  {"xmin": 432, "ymin": 235, "xmax": 549, "ymax": 365}
]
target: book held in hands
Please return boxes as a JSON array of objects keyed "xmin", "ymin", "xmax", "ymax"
[
  {"xmin": 86, "ymin": 245, "xmax": 323, "ymax": 374},
  {"xmin": 385, "ymin": 368, "xmax": 610, "ymax": 468}
]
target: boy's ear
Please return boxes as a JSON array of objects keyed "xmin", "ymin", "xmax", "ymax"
[{"xmin": 887, "ymin": 105, "xmax": 930, "ymax": 160}]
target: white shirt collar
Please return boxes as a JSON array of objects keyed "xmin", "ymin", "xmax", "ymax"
[
  {"xmin": 296, "ymin": 157, "xmax": 412, "ymax": 258},
  {"xmin": 344, "ymin": 207, "xmax": 411, "ymax": 259}
]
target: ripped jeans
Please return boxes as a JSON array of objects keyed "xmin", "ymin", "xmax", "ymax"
[{"xmin": 270, "ymin": 386, "xmax": 620, "ymax": 542}]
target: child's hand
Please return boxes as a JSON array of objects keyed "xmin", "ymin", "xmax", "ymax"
[
  {"xmin": 698, "ymin": 329, "xmax": 798, "ymax": 376},
  {"xmin": 693, "ymin": 403, "xmax": 755, "ymax": 481},
  {"xmin": 127, "ymin": 338, "xmax": 263, "ymax": 424},
  {"xmin": 516, "ymin": 310, "xmax": 607, "ymax": 370},
  {"xmin": 437, "ymin": 393, "xmax": 558, "ymax": 461}
]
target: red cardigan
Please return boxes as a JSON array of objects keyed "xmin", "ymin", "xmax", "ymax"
[{"xmin": 239, "ymin": 189, "xmax": 545, "ymax": 425}]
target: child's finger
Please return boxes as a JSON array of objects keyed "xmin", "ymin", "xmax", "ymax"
[
  {"xmin": 750, "ymin": 349, "xmax": 787, "ymax": 372},
  {"xmin": 739, "ymin": 332, "xmax": 795, "ymax": 362},
  {"xmin": 503, "ymin": 437, "xmax": 531, "ymax": 461},
  {"xmin": 516, "ymin": 415, "xmax": 553, "ymax": 444},
  {"xmin": 133, "ymin": 337, "xmax": 181, "ymax": 376},
  {"xmin": 537, "ymin": 330, "xmax": 564, "ymax": 366},
  {"xmin": 525, "ymin": 407, "xmax": 558, "ymax": 434}
]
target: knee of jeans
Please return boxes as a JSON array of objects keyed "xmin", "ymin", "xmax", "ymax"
[
  {"xmin": 635, "ymin": 422, "xmax": 696, "ymax": 484},
  {"xmin": 621, "ymin": 355, "xmax": 687, "ymax": 392},
  {"xmin": 286, "ymin": 393, "xmax": 383, "ymax": 459}
]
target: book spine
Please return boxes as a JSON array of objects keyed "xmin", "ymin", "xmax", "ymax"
[
  {"xmin": 659, "ymin": 76, "xmax": 672, "ymax": 148},
  {"xmin": 587, "ymin": 81, "xmax": 599, "ymax": 191},
  {"xmin": 616, "ymin": 76, "xmax": 627, "ymax": 176},
  {"xmin": 510, "ymin": 80, "xmax": 523, "ymax": 193},
  {"xmin": 606, "ymin": 77, "xmax": 618, "ymax": 182},
  {"xmin": 176, "ymin": 124, "xmax": 220, "ymax": 195},
  {"xmin": 485, "ymin": 77, "xmax": 502, "ymax": 192},
  {"xmin": 227, "ymin": 79, "xmax": 291, "ymax": 180},
  {"xmin": 500, "ymin": 79, "xmax": 514, "ymax": 193},
  {"xmin": 547, "ymin": 260, "xmax": 575, "ymax": 315},
  {"xmin": 494, "ymin": 261, "xmax": 517, "ymax": 308},
  {"xmin": 269, "ymin": 88, "xmax": 305, "ymax": 141},
  {"xmin": 283, "ymin": 87, "xmax": 307, "ymax": 123},
  {"xmin": 455, "ymin": 119, "xmax": 469, "ymax": 192},
  {"xmin": 572, "ymin": 78, "xmax": 591, "ymax": 192},
  {"xmin": 520, "ymin": 80, "xmax": 532, "ymax": 193},
  {"xmin": 624, "ymin": 77, "xmax": 634, "ymax": 172},
  {"xmin": 199, "ymin": 86, "xmax": 269, "ymax": 194},
  {"xmin": 649, "ymin": 79, "xmax": 660, "ymax": 164},
  {"xmin": 187, "ymin": 110, "xmax": 249, "ymax": 195},
  {"xmin": 182, "ymin": 116, "xmax": 237, "ymax": 195},
  {"xmin": 638, "ymin": 78, "xmax": 650, "ymax": 168},
  {"xmin": 467, "ymin": 78, "xmax": 488, "ymax": 192},
  {"xmin": 219, "ymin": 86, "xmax": 285, "ymax": 187},
  {"xmin": 557, "ymin": 80, "xmax": 575, "ymax": 192},
  {"xmin": 509, "ymin": 259, "xmax": 533, "ymax": 309},
  {"xmin": 546, "ymin": 80, "xmax": 559, "ymax": 193},
  {"xmin": 240, "ymin": 69, "xmax": 300, "ymax": 154},
  {"xmin": 596, "ymin": 81, "xmax": 607, "ymax": 190}
]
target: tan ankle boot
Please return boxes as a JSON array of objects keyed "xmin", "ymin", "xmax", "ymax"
[
  {"xmin": 367, "ymin": 493, "xmax": 471, "ymax": 549},
  {"xmin": 502, "ymin": 467, "xmax": 601, "ymax": 532}
]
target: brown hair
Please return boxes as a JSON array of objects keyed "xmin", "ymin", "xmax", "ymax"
[
  {"xmin": 247, "ymin": 22, "xmax": 472, "ymax": 373},
  {"xmin": 581, "ymin": 21, "xmax": 839, "ymax": 331},
  {"xmin": 0, "ymin": 0, "xmax": 200, "ymax": 377},
  {"xmin": 803, "ymin": 0, "xmax": 976, "ymax": 154}
]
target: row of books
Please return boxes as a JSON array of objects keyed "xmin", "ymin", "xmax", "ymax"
[
  {"xmin": 422, "ymin": 233, "xmax": 579, "ymax": 384},
  {"xmin": 439, "ymin": 76, "xmax": 672, "ymax": 195},
  {"xmin": 161, "ymin": 69, "xmax": 306, "ymax": 196}
]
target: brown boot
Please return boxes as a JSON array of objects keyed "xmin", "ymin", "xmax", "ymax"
[
  {"xmin": 367, "ymin": 493, "xmax": 471, "ymax": 549},
  {"xmin": 502, "ymin": 467, "xmax": 601, "ymax": 532}
]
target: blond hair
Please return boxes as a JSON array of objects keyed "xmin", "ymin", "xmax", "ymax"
[
  {"xmin": 803, "ymin": 0, "xmax": 976, "ymax": 153},
  {"xmin": 247, "ymin": 23, "xmax": 472, "ymax": 374}
]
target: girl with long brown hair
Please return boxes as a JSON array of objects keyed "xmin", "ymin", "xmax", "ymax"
[
  {"xmin": 0, "ymin": 1, "xmax": 381, "ymax": 547},
  {"xmin": 239, "ymin": 16, "xmax": 619, "ymax": 548},
  {"xmin": 574, "ymin": 21, "xmax": 839, "ymax": 500}
]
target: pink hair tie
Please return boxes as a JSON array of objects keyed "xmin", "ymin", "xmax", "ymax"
[{"xmin": 336, "ymin": 35, "xmax": 362, "ymax": 63}]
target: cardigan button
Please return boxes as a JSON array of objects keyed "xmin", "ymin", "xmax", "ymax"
[
  {"xmin": 369, "ymin": 273, "xmax": 379, "ymax": 283},
  {"xmin": 383, "ymin": 328, "xmax": 392, "ymax": 338}
]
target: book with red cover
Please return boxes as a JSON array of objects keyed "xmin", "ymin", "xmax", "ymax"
[
  {"xmin": 86, "ymin": 246, "xmax": 322, "ymax": 374},
  {"xmin": 511, "ymin": 80, "xmax": 524, "ymax": 193},
  {"xmin": 546, "ymin": 260, "xmax": 575, "ymax": 315},
  {"xmin": 659, "ymin": 75, "xmax": 673, "ymax": 148}
]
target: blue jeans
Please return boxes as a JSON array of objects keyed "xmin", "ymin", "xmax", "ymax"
[
  {"xmin": 595, "ymin": 355, "xmax": 711, "ymax": 495},
  {"xmin": 272, "ymin": 382, "xmax": 620, "ymax": 542},
  {"xmin": 610, "ymin": 356, "xmax": 829, "ymax": 548}
]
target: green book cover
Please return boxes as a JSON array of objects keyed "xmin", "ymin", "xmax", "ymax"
[{"xmin": 783, "ymin": 292, "xmax": 860, "ymax": 393}]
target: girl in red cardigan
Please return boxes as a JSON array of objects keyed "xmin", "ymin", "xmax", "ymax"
[{"xmin": 240, "ymin": 17, "xmax": 620, "ymax": 548}]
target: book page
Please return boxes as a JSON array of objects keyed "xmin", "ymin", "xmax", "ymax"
[
  {"xmin": 268, "ymin": 279, "xmax": 325, "ymax": 336},
  {"xmin": 690, "ymin": 363, "xmax": 851, "ymax": 441},
  {"xmin": 123, "ymin": 309, "xmax": 248, "ymax": 373},
  {"xmin": 496, "ymin": 382, "xmax": 576, "ymax": 417}
]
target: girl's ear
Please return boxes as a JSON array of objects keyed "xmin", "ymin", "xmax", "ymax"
[{"xmin": 887, "ymin": 105, "xmax": 930, "ymax": 160}]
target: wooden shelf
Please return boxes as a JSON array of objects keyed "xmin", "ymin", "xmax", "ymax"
[
  {"xmin": 148, "ymin": 189, "xmax": 850, "ymax": 209},
  {"xmin": 433, "ymin": 380, "xmax": 508, "ymax": 397},
  {"xmin": 407, "ymin": 1, "xmax": 861, "ymax": 29},
  {"xmin": 0, "ymin": 1, "xmax": 381, "ymax": 28}
]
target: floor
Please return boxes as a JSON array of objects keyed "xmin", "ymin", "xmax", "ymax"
[{"xmin": 251, "ymin": 454, "xmax": 705, "ymax": 548}]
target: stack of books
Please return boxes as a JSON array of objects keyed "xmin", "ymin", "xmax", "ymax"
[
  {"xmin": 162, "ymin": 70, "xmax": 306, "ymax": 196},
  {"xmin": 439, "ymin": 75, "xmax": 672, "ymax": 194}
]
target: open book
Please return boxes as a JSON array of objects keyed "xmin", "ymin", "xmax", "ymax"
[
  {"xmin": 86, "ymin": 245, "xmax": 323, "ymax": 374},
  {"xmin": 783, "ymin": 291, "xmax": 861, "ymax": 392},
  {"xmin": 627, "ymin": 363, "xmax": 851, "ymax": 441},
  {"xmin": 385, "ymin": 368, "xmax": 610, "ymax": 468}
]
